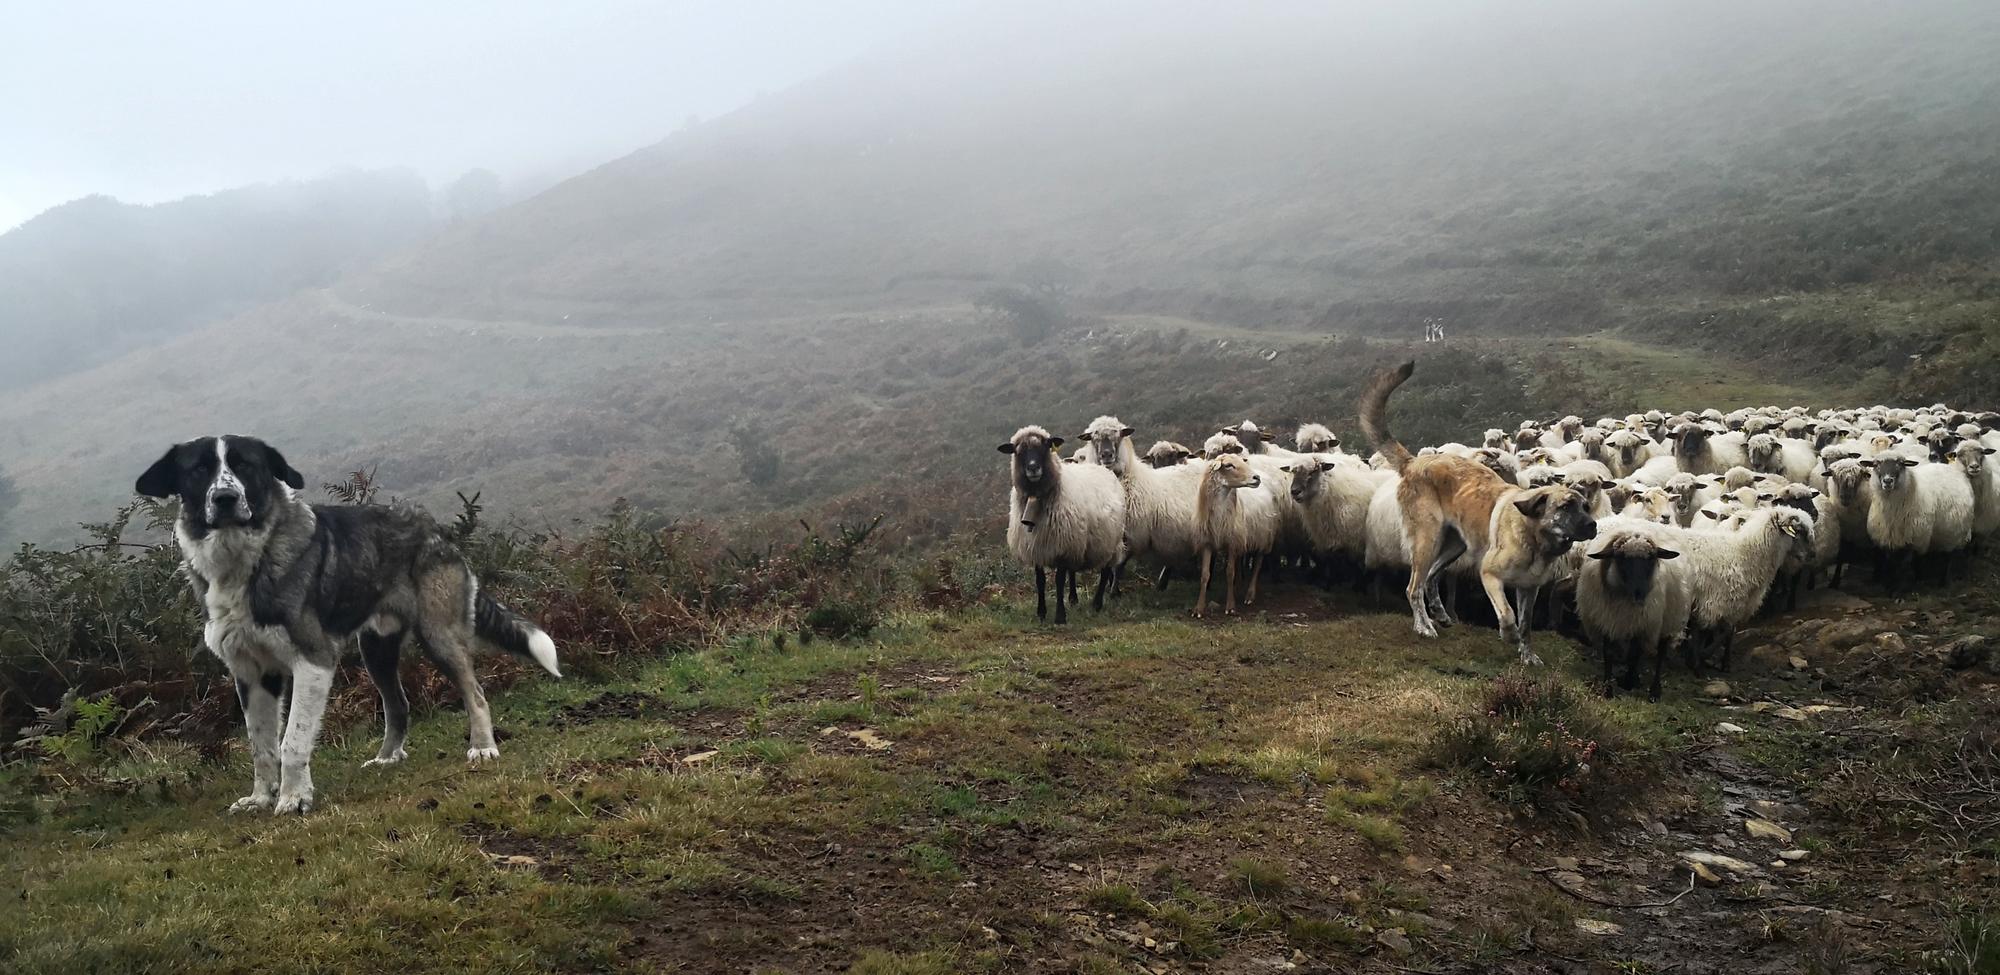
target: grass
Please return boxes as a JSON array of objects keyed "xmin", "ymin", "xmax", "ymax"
[{"xmin": 4, "ymin": 571, "xmax": 1995, "ymax": 971}]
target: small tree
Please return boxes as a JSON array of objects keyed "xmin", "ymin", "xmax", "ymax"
[
  {"xmin": 730, "ymin": 424, "xmax": 781, "ymax": 488},
  {"xmin": 975, "ymin": 286, "xmax": 1066, "ymax": 346},
  {"xmin": 0, "ymin": 468, "xmax": 17, "ymax": 528}
]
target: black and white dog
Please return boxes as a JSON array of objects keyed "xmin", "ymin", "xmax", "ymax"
[{"xmin": 137, "ymin": 435, "xmax": 561, "ymax": 815}]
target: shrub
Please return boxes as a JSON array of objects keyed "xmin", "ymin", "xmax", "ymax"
[{"xmin": 1427, "ymin": 674, "xmax": 1644, "ymax": 823}]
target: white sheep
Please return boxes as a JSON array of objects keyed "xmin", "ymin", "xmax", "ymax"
[
  {"xmin": 1294, "ymin": 422, "xmax": 1341, "ymax": 454},
  {"xmin": 1576, "ymin": 528, "xmax": 1692, "ymax": 700},
  {"xmin": 1285, "ymin": 454, "xmax": 1393, "ymax": 563},
  {"xmin": 1745, "ymin": 433, "xmax": 1817, "ymax": 483},
  {"xmin": 1608, "ymin": 506, "xmax": 1815, "ymax": 670},
  {"xmin": 1629, "ymin": 455, "xmax": 1682, "ymax": 487},
  {"xmin": 1002, "ymin": 425, "xmax": 1127, "ymax": 623},
  {"xmin": 1079, "ymin": 417, "xmax": 1205, "ymax": 589},
  {"xmin": 1145, "ymin": 440, "xmax": 1195, "ymax": 468},
  {"xmin": 1666, "ymin": 423, "xmax": 1748, "ymax": 476},
  {"xmin": 1193, "ymin": 453, "xmax": 1283, "ymax": 617},
  {"xmin": 1949, "ymin": 441, "xmax": 2000, "ymax": 542},
  {"xmin": 1860, "ymin": 455, "xmax": 1975, "ymax": 586}
]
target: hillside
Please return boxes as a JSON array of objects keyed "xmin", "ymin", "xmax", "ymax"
[
  {"xmin": 5, "ymin": 0, "xmax": 2000, "ymax": 544},
  {"xmin": 358, "ymin": 0, "xmax": 2000, "ymax": 324},
  {"xmin": 0, "ymin": 169, "xmax": 435, "ymax": 390}
]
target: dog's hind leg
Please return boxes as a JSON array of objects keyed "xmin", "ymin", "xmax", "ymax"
[
  {"xmin": 275, "ymin": 655, "xmax": 335, "ymax": 815},
  {"xmin": 1425, "ymin": 528, "xmax": 1467, "ymax": 628},
  {"xmin": 419, "ymin": 620, "xmax": 501, "ymax": 761},
  {"xmin": 359, "ymin": 626, "xmax": 411, "ymax": 767}
]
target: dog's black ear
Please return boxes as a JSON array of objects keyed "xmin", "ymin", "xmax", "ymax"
[
  {"xmin": 262, "ymin": 443, "xmax": 306, "ymax": 490},
  {"xmin": 1514, "ymin": 494, "xmax": 1549, "ymax": 519},
  {"xmin": 136, "ymin": 444, "xmax": 184, "ymax": 498}
]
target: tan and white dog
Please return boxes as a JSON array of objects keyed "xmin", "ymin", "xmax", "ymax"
[{"xmin": 1357, "ymin": 362, "xmax": 1599, "ymax": 663}]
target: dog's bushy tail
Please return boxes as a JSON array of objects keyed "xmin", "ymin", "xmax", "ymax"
[
  {"xmin": 474, "ymin": 590, "xmax": 561, "ymax": 677},
  {"xmin": 1358, "ymin": 360, "xmax": 1417, "ymax": 471}
]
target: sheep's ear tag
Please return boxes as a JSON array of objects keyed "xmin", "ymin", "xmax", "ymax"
[
  {"xmin": 1656, "ymin": 548, "xmax": 1681, "ymax": 560},
  {"xmin": 997, "ymin": 443, "xmax": 1016, "ymax": 454}
]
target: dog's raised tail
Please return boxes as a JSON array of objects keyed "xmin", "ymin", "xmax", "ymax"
[
  {"xmin": 1358, "ymin": 360, "xmax": 1417, "ymax": 472},
  {"xmin": 475, "ymin": 590, "xmax": 562, "ymax": 678}
]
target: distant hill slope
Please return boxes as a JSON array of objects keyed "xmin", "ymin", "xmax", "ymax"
[
  {"xmin": 6, "ymin": 0, "xmax": 1999, "ymax": 545},
  {"xmin": 0, "ymin": 169, "xmax": 434, "ymax": 390},
  {"xmin": 358, "ymin": 0, "xmax": 2000, "ymax": 329}
]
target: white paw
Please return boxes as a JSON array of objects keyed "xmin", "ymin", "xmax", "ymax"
[
  {"xmin": 1413, "ymin": 621, "xmax": 1438, "ymax": 639},
  {"xmin": 229, "ymin": 793, "xmax": 276, "ymax": 814},
  {"xmin": 273, "ymin": 791, "xmax": 314, "ymax": 816},
  {"xmin": 466, "ymin": 746, "xmax": 500, "ymax": 763},
  {"xmin": 362, "ymin": 748, "xmax": 408, "ymax": 768}
]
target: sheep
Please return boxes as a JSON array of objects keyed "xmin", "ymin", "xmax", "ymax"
[
  {"xmin": 1618, "ymin": 487, "xmax": 1681, "ymax": 525},
  {"xmin": 1078, "ymin": 417, "xmax": 1205, "ymax": 589},
  {"xmin": 1745, "ymin": 433, "xmax": 1817, "ymax": 483},
  {"xmin": 1295, "ymin": 423, "xmax": 1341, "ymax": 454},
  {"xmin": 1193, "ymin": 453, "xmax": 1283, "ymax": 617},
  {"xmin": 1002, "ymin": 425, "xmax": 1127, "ymax": 623},
  {"xmin": 1285, "ymin": 455, "xmax": 1393, "ymax": 563},
  {"xmin": 1610, "ymin": 506, "xmax": 1815, "ymax": 670},
  {"xmin": 1629, "ymin": 454, "xmax": 1682, "ymax": 487},
  {"xmin": 1822, "ymin": 456, "xmax": 1874, "ymax": 584},
  {"xmin": 1664, "ymin": 472, "xmax": 1703, "ymax": 526},
  {"xmin": 1573, "ymin": 429, "xmax": 1607, "ymax": 468},
  {"xmin": 1576, "ymin": 529, "xmax": 1692, "ymax": 700},
  {"xmin": 1482, "ymin": 428, "xmax": 1509, "ymax": 450},
  {"xmin": 1203, "ymin": 431, "xmax": 1246, "ymax": 458},
  {"xmin": 1948, "ymin": 441, "xmax": 2000, "ymax": 542},
  {"xmin": 1224, "ymin": 420, "xmax": 1310, "ymax": 460},
  {"xmin": 1666, "ymin": 423, "xmax": 1748, "ymax": 476},
  {"xmin": 1603, "ymin": 430, "xmax": 1654, "ymax": 478},
  {"xmin": 1559, "ymin": 460, "xmax": 1614, "ymax": 516},
  {"xmin": 1363, "ymin": 476, "xmax": 1409, "ymax": 576},
  {"xmin": 1471, "ymin": 447, "xmax": 1521, "ymax": 483},
  {"xmin": 1770, "ymin": 482, "xmax": 1841, "ymax": 606},
  {"xmin": 1145, "ymin": 440, "xmax": 1195, "ymax": 468},
  {"xmin": 1860, "ymin": 455, "xmax": 1975, "ymax": 586}
]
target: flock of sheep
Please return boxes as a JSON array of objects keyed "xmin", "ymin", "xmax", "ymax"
[{"xmin": 1000, "ymin": 364, "xmax": 1999, "ymax": 700}]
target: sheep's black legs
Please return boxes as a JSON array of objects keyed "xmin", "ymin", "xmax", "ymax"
[
  {"xmin": 1035, "ymin": 567, "xmax": 1048, "ymax": 621},
  {"xmin": 1648, "ymin": 637, "xmax": 1667, "ymax": 702},
  {"xmin": 1054, "ymin": 568, "xmax": 1070, "ymax": 624},
  {"xmin": 1092, "ymin": 567, "xmax": 1112, "ymax": 611},
  {"xmin": 1067, "ymin": 570, "xmax": 1079, "ymax": 605}
]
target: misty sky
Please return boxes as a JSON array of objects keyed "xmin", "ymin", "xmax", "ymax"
[{"xmin": 0, "ymin": 0, "xmax": 974, "ymax": 230}]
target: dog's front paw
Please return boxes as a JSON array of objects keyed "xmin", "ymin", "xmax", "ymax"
[
  {"xmin": 273, "ymin": 791, "xmax": 314, "ymax": 816},
  {"xmin": 466, "ymin": 746, "xmax": 500, "ymax": 763},
  {"xmin": 1413, "ymin": 620, "xmax": 1438, "ymax": 639},
  {"xmin": 361, "ymin": 748, "xmax": 408, "ymax": 768},
  {"xmin": 229, "ymin": 793, "xmax": 276, "ymax": 814}
]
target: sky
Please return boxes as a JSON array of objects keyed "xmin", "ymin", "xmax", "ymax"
[{"xmin": 0, "ymin": 0, "xmax": 974, "ymax": 230}]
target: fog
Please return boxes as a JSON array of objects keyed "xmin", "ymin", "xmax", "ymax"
[
  {"xmin": 0, "ymin": 0, "xmax": 975, "ymax": 230},
  {"xmin": 1, "ymin": 0, "xmax": 1995, "ymax": 546}
]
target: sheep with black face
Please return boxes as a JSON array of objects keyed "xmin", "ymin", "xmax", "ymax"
[{"xmin": 1001, "ymin": 425, "xmax": 1126, "ymax": 623}]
